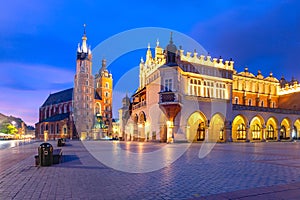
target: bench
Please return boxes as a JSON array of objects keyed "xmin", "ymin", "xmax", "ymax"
[
  {"xmin": 57, "ymin": 138, "xmax": 66, "ymax": 147},
  {"xmin": 53, "ymin": 148, "xmax": 63, "ymax": 164},
  {"xmin": 34, "ymin": 148, "xmax": 63, "ymax": 166}
]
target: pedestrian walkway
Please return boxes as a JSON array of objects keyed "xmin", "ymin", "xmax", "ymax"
[{"xmin": 1, "ymin": 140, "xmax": 300, "ymax": 199}]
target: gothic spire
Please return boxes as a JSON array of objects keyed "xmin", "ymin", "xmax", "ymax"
[
  {"xmin": 169, "ymin": 32, "xmax": 173, "ymax": 44},
  {"xmin": 81, "ymin": 24, "xmax": 88, "ymax": 53}
]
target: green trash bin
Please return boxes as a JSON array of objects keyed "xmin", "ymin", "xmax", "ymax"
[{"xmin": 38, "ymin": 143, "xmax": 53, "ymax": 166}]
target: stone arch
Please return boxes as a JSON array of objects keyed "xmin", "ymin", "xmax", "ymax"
[
  {"xmin": 249, "ymin": 115, "xmax": 265, "ymax": 141},
  {"xmin": 187, "ymin": 111, "xmax": 208, "ymax": 142},
  {"xmin": 137, "ymin": 111, "xmax": 147, "ymax": 141},
  {"xmin": 232, "ymin": 114, "xmax": 248, "ymax": 141},
  {"xmin": 209, "ymin": 113, "xmax": 225, "ymax": 142},
  {"xmin": 280, "ymin": 118, "xmax": 291, "ymax": 140},
  {"xmin": 293, "ymin": 119, "xmax": 300, "ymax": 139},
  {"xmin": 138, "ymin": 111, "xmax": 146, "ymax": 124},
  {"xmin": 265, "ymin": 117, "xmax": 278, "ymax": 140}
]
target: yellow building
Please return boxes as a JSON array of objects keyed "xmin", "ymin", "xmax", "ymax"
[{"xmin": 120, "ymin": 33, "xmax": 300, "ymax": 143}]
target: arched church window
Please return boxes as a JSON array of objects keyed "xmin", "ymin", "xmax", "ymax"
[{"xmin": 56, "ymin": 123, "xmax": 59, "ymax": 134}]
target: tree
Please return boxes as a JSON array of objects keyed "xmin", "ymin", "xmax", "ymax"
[{"xmin": 0, "ymin": 123, "xmax": 18, "ymax": 134}]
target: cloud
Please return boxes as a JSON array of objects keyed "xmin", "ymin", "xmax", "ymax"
[
  {"xmin": 190, "ymin": 1, "xmax": 300, "ymax": 79},
  {"xmin": 0, "ymin": 62, "xmax": 74, "ymax": 91},
  {"xmin": 0, "ymin": 62, "xmax": 74, "ymax": 125},
  {"xmin": 0, "ymin": 1, "xmax": 62, "ymax": 35}
]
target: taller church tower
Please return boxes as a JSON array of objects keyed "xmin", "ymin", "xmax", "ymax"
[{"xmin": 73, "ymin": 25, "xmax": 95, "ymax": 140}]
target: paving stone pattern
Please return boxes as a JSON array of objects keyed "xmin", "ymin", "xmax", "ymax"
[{"xmin": 1, "ymin": 141, "xmax": 300, "ymax": 199}]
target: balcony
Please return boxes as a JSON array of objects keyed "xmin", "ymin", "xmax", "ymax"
[
  {"xmin": 159, "ymin": 91, "xmax": 181, "ymax": 104},
  {"xmin": 159, "ymin": 91, "xmax": 182, "ymax": 121},
  {"xmin": 132, "ymin": 100, "xmax": 146, "ymax": 110}
]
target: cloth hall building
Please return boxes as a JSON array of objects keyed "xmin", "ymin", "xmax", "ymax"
[{"xmin": 119, "ymin": 34, "xmax": 300, "ymax": 143}]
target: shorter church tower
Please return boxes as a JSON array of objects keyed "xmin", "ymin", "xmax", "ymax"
[
  {"xmin": 95, "ymin": 59, "xmax": 113, "ymax": 136},
  {"xmin": 73, "ymin": 25, "xmax": 94, "ymax": 140}
]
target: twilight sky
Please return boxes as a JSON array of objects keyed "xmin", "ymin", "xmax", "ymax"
[{"xmin": 0, "ymin": 0, "xmax": 299, "ymax": 126}]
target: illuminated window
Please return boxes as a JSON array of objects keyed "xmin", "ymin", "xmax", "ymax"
[
  {"xmin": 219, "ymin": 128, "xmax": 224, "ymax": 140},
  {"xmin": 237, "ymin": 123, "xmax": 246, "ymax": 140},
  {"xmin": 252, "ymin": 124, "xmax": 261, "ymax": 140},
  {"xmin": 196, "ymin": 122, "xmax": 205, "ymax": 141},
  {"xmin": 266, "ymin": 125, "xmax": 274, "ymax": 140}
]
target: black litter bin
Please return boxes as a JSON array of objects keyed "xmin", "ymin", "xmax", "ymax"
[
  {"xmin": 57, "ymin": 139, "xmax": 62, "ymax": 147},
  {"xmin": 38, "ymin": 143, "xmax": 53, "ymax": 166}
]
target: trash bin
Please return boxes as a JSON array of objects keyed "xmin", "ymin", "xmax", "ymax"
[
  {"xmin": 57, "ymin": 139, "xmax": 62, "ymax": 147},
  {"xmin": 38, "ymin": 143, "xmax": 53, "ymax": 166}
]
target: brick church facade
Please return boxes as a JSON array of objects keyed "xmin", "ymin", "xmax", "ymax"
[{"xmin": 35, "ymin": 28, "xmax": 113, "ymax": 140}]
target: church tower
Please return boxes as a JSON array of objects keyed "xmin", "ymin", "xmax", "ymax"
[
  {"xmin": 73, "ymin": 25, "xmax": 95, "ymax": 140},
  {"xmin": 95, "ymin": 59, "xmax": 113, "ymax": 136}
]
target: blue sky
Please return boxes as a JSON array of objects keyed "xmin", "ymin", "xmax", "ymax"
[{"xmin": 0, "ymin": 0, "xmax": 299, "ymax": 125}]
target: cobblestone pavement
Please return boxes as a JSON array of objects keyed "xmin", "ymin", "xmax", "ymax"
[{"xmin": 1, "ymin": 140, "xmax": 300, "ymax": 199}]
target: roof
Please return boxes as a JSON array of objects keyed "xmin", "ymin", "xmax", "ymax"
[
  {"xmin": 40, "ymin": 113, "xmax": 70, "ymax": 123},
  {"xmin": 42, "ymin": 88, "xmax": 73, "ymax": 107}
]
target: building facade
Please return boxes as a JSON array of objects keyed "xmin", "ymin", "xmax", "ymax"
[
  {"xmin": 36, "ymin": 28, "xmax": 113, "ymax": 140},
  {"xmin": 119, "ymin": 34, "xmax": 300, "ymax": 143}
]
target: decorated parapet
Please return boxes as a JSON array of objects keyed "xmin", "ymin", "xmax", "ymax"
[{"xmin": 178, "ymin": 49, "xmax": 234, "ymax": 71}]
